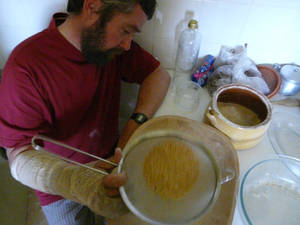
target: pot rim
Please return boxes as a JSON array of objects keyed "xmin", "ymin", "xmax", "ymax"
[{"xmin": 211, "ymin": 84, "xmax": 272, "ymax": 129}]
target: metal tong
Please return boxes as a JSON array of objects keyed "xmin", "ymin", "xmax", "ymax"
[{"xmin": 31, "ymin": 135, "xmax": 118, "ymax": 175}]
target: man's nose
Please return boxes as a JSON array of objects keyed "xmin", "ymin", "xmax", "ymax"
[{"xmin": 119, "ymin": 36, "xmax": 132, "ymax": 51}]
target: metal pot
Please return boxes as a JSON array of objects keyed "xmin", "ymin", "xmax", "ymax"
[{"xmin": 273, "ymin": 63, "xmax": 300, "ymax": 96}]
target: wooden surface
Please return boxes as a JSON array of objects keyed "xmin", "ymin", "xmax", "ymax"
[{"xmin": 108, "ymin": 115, "xmax": 239, "ymax": 225}]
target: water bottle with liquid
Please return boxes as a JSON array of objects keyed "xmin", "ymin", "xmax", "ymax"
[{"xmin": 174, "ymin": 19, "xmax": 201, "ymax": 78}]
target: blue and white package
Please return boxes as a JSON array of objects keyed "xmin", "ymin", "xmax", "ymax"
[{"xmin": 191, "ymin": 55, "xmax": 216, "ymax": 87}]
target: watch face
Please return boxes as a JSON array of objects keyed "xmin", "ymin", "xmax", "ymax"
[
  {"xmin": 132, "ymin": 113, "xmax": 148, "ymax": 124},
  {"xmin": 136, "ymin": 114, "xmax": 145, "ymax": 122}
]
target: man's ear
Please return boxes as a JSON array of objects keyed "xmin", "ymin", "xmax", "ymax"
[{"xmin": 82, "ymin": 0, "xmax": 103, "ymax": 23}]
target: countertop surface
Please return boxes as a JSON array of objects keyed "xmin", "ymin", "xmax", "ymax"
[{"xmin": 154, "ymin": 70, "xmax": 300, "ymax": 225}]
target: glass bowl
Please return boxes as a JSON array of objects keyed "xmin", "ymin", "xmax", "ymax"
[
  {"xmin": 239, "ymin": 155, "xmax": 300, "ymax": 225},
  {"xmin": 268, "ymin": 111, "xmax": 300, "ymax": 160}
]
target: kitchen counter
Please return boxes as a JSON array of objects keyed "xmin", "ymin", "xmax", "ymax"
[{"xmin": 154, "ymin": 70, "xmax": 300, "ymax": 225}]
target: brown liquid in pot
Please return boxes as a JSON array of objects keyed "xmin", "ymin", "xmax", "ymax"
[{"xmin": 217, "ymin": 102, "xmax": 262, "ymax": 126}]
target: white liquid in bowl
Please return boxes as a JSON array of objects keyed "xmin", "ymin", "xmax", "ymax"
[{"xmin": 243, "ymin": 178, "xmax": 300, "ymax": 225}]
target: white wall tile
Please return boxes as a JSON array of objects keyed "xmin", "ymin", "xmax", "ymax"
[
  {"xmin": 0, "ymin": 25, "xmax": 42, "ymax": 61},
  {"xmin": 203, "ymin": 0, "xmax": 253, "ymax": 4},
  {"xmin": 133, "ymin": 18, "xmax": 155, "ymax": 54},
  {"xmin": 18, "ymin": 0, "xmax": 67, "ymax": 30},
  {"xmin": 198, "ymin": 41, "xmax": 223, "ymax": 58},
  {"xmin": 252, "ymin": 0, "xmax": 300, "ymax": 8},
  {"xmin": 294, "ymin": 52, "xmax": 300, "ymax": 65},
  {"xmin": 197, "ymin": 1, "xmax": 251, "ymax": 45},
  {"xmin": 152, "ymin": 37, "xmax": 174, "ymax": 69},
  {"xmin": 134, "ymin": 34, "xmax": 153, "ymax": 54},
  {"xmin": 0, "ymin": 0, "xmax": 67, "ymax": 64},
  {"xmin": 0, "ymin": 1, "xmax": 26, "ymax": 28},
  {"xmin": 152, "ymin": 0, "xmax": 206, "ymax": 68},
  {"xmin": 247, "ymin": 45, "xmax": 299, "ymax": 65},
  {"xmin": 154, "ymin": 0, "xmax": 202, "ymax": 39},
  {"xmin": 0, "ymin": 0, "xmax": 300, "ymax": 68},
  {"xmin": 140, "ymin": 0, "xmax": 300, "ymax": 67},
  {"xmin": 0, "ymin": 0, "xmax": 66, "ymax": 29},
  {"xmin": 239, "ymin": 4, "xmax": 300, "ymax": 64}
]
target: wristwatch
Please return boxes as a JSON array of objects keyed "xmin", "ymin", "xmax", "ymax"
[{"xmin": 130, "ymin": 113, "xmax": 148, "ymax": 124}]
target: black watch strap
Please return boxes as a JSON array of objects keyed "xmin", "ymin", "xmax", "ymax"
[{"xmin": 131, "ymin": 113, "xmax": 148, "ymax": 124}]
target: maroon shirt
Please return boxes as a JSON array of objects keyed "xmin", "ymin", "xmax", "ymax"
[{"xmin": 0, "ymin": 13, "xmax": 159, "ymax": 205}]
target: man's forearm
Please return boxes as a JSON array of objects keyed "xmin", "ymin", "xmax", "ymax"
[
  {"xmin": 134, "ymin": 66, "xmax": 170, "ymax": 118},
  {"xmin": 118, "ymin": 66, "xmax": 170, "ymax": 148},
  {"xmin": 9, "ymin": 147, "xmax": 128, "ymax": 218}
]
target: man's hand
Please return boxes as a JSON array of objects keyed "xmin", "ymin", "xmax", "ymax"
[{"xmin": 94, "ymin": 148, "xmax": 127, "ymax": 197}]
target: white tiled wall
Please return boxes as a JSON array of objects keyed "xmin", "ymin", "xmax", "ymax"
[
  {"xmin": 0, "ymin": 0, "xmax": 67, "ymax": 66},
  {"xmin": 0, "ymin": 0, "xmax": 299, "ymax": 69},
  {"xmin": 146, "ymin": 0, "xmax": 300, "ymax": 68}
]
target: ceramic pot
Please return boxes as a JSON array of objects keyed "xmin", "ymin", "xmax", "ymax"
[{"xmin": 206, "ymin": 84, "xmax": 272, "ymax": 150}]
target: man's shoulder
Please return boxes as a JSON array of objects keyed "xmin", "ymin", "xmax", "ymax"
[{"xmin": 9, "ymin": 28, "xmax": 54, "ymax": 63}]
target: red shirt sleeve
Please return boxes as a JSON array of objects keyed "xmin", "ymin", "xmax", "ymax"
[
  {"xmin": 118, "ymin": 41, "xmax": 160, "ymax": 84},
  {"xmin": 0, "ymin": 59, "xmax": 52, "ymax": 148}
]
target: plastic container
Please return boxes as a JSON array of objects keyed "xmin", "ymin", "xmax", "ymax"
[{"xmin": 174, "ymin": 19, "xmax": 201, "ymax": 77}]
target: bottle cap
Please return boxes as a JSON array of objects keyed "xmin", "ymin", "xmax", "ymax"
[{"xmin": 188, "ymin": 19, "xmax": 198, "ymax": 29}]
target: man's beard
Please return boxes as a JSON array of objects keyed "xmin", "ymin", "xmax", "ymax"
[{"xmin": 80, "ymin": 18, "xmax": 124, "ymax": 66}]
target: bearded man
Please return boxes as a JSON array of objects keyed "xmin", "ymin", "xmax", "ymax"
[{"xmin": 0, "ymin": 0, "xmax": 170, "ymax": 224}]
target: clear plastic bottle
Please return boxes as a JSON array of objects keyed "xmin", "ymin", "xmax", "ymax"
[{"xmin": 174, "ymin": 19, "xmax": 201, "ymax": 76}]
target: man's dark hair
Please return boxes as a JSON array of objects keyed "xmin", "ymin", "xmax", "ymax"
[{"xmin": 67, "ymin": 0, "xmax": 157, "ymax": 20}]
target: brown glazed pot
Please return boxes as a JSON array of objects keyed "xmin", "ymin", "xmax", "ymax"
[{"xmin": 206, "ymin": 84, "xmax": 272, "ymax": 150}]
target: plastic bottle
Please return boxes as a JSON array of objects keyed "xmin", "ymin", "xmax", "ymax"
[{"xmin": 174, "ymin": 19, "xmax": 201, "ymax": 77}]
